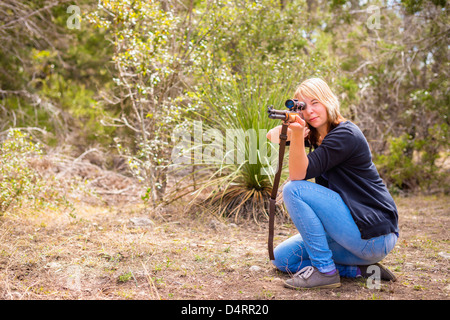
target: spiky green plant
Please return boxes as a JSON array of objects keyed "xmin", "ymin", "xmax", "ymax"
[{"xmin": 186, "ymin": 74, "xmax": 295, "ymax": 222}]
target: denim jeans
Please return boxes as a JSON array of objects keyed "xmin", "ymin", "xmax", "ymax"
[{"xmin": 272, "ymin": 180, "xmax": 398, "ymax": 278}]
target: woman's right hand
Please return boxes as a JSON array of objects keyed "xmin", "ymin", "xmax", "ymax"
[
  {"xmin": 288, "ymin": 114, "xmax": 307, "ymax": 134},
  {"xmin": 266, "ymin": 122, "xmax": 309, "ymax": 144}
]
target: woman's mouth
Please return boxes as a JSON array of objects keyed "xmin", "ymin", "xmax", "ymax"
[{"xmin": 309, "ymin": 116, "xmax": 319, "ymax": 122}]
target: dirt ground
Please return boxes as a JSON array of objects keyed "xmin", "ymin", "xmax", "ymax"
[{"xmin": 0, "ymin": 194, "xmax": 448, "ymax": 300}]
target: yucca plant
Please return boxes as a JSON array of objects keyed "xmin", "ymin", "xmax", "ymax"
[{"xmin": 185, "ymin": 74, "xmax": 296, "ymax": 222}]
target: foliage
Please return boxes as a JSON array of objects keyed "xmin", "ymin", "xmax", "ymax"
[
  {"xmin": 0, "ymin": 0, "xmax": 116, "ymax": 150},
  {"xmin": 87, "ymin": 0, "xmax": 220, "ymax": 206},
  {"xmin": 324, "ymin": 0, "xmax": 449, "ymax": 193},
  {"xmin": 0, "ymin": 0, "xmax": 448, "ymax": 218},
  {"xmin": 185, "ymin": 75, "xmax": 291, "ymax": 221},
  {"xmin": 375, "ymin": 129, "xmax": 449, "ymax": 193},
  {"xmin": 0, "ymin": 129, "xmax": 70, "ymax": 214},
  {"xmin": 170, "ymin": 0, "xmax": 341, "ymax": 219}
]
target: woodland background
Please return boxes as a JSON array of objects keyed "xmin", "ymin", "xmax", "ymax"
[
  {"xmin": 0, "ymin": 0, "xmax": 449, "ymax": 301},
  {"xmin": 0, "ymin": 0, "xmax": 448, "ymax": 218}
]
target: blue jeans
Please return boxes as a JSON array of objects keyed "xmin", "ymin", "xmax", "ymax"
[{"xmin": 272, "ymin": 180, "xmax": 397, "ymax": 278}]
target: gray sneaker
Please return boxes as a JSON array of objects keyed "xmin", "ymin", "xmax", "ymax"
[{"xmin": 284, "ymin": 266, "xmax": 341, "ymax": 289}]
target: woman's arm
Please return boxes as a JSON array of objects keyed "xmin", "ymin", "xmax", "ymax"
[
  {"xmin": 266, "ymin": 118, "xmax": 309, "ymax": 180},
  {"xmin": 266, "ymin": 125, "xmax": 292, "ymax": 144},
  {"xmin": 288, "ymin": 117, "xmax": 309, "ymax": 181}
]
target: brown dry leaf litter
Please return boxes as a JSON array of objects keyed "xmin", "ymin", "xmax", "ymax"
[{"xmin": 0, "ymin": 194, "xmax": 448, "ymax": 300}]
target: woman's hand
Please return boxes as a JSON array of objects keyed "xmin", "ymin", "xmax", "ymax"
[
  {"xmin": 266, "ymin": 125, "xmax": 286, "ymax": 144},
  {"xmin": 288, "ymin": 114, "xmax": 307, "ymax": 134},
  {"xmin": 266, "ymin": 118, "xmax": 309, "ymax": 144},
  {"xmin": 266, "ymin": 116, "xmax": 309, "ymax": 180},
  {"xmin": 288, "ymin": 115, "xmax": 309, "ymax": 181}
]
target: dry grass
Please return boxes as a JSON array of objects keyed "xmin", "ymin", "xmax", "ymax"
[{"xmin": 0, "ymin": 192, "xmax": 449, "ymax": 300}]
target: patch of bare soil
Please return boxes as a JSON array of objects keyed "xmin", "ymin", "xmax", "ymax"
[{"xmin": 0, "ymin": 194, "xmax": 448, "ymax": 300}]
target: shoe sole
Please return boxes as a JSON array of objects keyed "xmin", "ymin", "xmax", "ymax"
[
  {"xmin": 284, "ymin": 281, "xmax": 341, "ymax": 290},
  {"xmin": 376, "ymin": 263, "xmax": 397, "ymax": 282}
]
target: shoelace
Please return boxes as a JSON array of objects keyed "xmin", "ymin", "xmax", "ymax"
[{"xmin": 293, "ymin": 266, "xmax": 315, "ymax": 279}]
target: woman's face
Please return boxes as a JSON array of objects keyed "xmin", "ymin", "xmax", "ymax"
[{"xmin": 300, "ymin": 96, "xmax": 329, "ymax": 132}]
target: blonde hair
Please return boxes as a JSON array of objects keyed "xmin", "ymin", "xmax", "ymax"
[{"xmin": 293, "ymin": 78, "xmax": 346, "ymax": 146}]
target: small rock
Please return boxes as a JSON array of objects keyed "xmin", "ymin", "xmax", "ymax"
[
  {"xmin": 209, "ymin": 219, "xmax": 225, "ymax": 230},
  {"xmin": 45, "ymin": 262, "xmax": 62, "ymax": 269},
  {"xmin": 129, "ymin": 217, "xmax": 154, "ymax": 227},
  {"xmin": 10, "ymin": 292, "xmax": 23, "ymax": 299},
  {"xmin": 249, "ymin": 265, "xmax": 262, "ymax": 272},
  {"xmin": 438, "ymin": 251, "xmax": 450, "ymax": 259}
]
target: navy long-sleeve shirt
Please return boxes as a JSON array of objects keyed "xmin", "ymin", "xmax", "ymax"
[{"xmin": 304, "ymin": 121, "xmax": 399, "ymax": 239}]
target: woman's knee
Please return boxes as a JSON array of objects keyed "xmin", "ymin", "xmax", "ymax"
[
  {"xmin": 271, "ymin": 251, "xmax": 296, "ymax": 273},
  {"xmin": 271, "ymin": 234, "xmax": 307, "ymax": 273},
  {"xmin": 282, "ymin": 180, "xmax": 310, "ymax": 201},
  {"xmin": 271, "ymin": 257, "xmax": 289, "ymax": 273}
]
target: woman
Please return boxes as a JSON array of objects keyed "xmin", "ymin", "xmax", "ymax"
[{"xmin": 267, "ymin": 78, "xmax": 399, "ymax": 289}]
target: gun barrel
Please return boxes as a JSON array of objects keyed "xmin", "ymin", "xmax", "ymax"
[
  {"xmin": 268, "ymin": 113, "xmax": 288, "ymax": 120},
  {"xmin": 267, "ymin": 105, "xmax": 302, "ymax": 122},
  {"xmin": 268, "ymin": 106, "xmax": 288, "ymax": 114}
]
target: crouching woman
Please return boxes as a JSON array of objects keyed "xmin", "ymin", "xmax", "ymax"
[{"xmin": 267, "ymin": 78, "xmax": 399, "ymax": 289}]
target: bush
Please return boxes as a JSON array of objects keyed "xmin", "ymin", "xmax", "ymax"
[
  {"xmin": 0, "ymin": 129, "xmax": 70, "ymax": 214},
  {"xmin": 374, "ymin": 133, "xmax": 449, "ymax": 194}
]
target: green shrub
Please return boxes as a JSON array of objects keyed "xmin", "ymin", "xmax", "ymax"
[
  {"xmin": 374, "ymin": 132, "xmax": 448, "ymax": 194},
  {"xmin": 0, "ymin": 129, "xmax": 70, "ymax": 215},
  {"xmin": 179, "ymin": 73, "xmax": 296, "ymax": 222}
]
